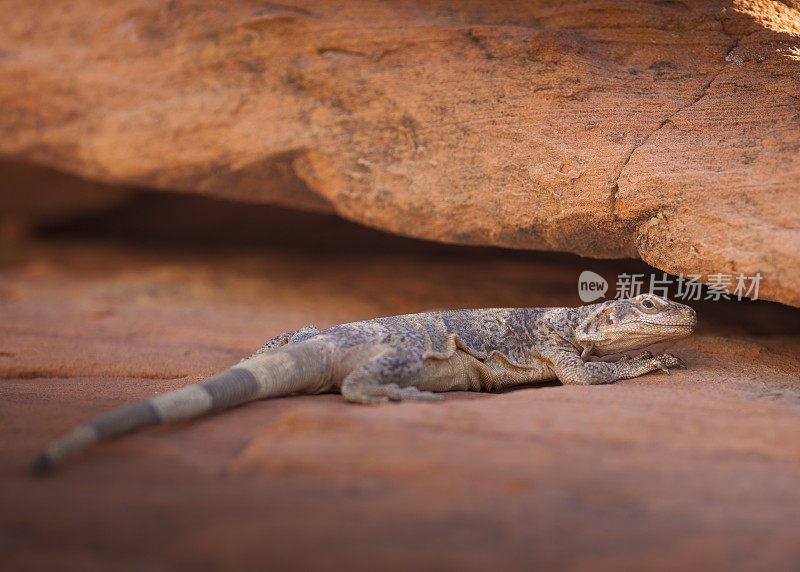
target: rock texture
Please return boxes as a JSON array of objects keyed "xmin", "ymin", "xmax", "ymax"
[
  {"xmin": 1, "ymin": 1, "xmax": 799, "ymax": 304},
  {"xmin": 2, "ymin": 209, "xmax": 800, "ymax": 570}
]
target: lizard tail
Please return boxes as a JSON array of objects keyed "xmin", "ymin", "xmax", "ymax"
[{"xmin": 31, "ymin": 340, "xmax": 334, "ymax": 474}]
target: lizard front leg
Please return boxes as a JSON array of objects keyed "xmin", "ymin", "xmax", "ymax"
[
  {"xmin": 549, "ymin": 350, "xmax": 618, "ymax": 385},
  {"xmin": 548, "ymin": 349, "xmax": 686, "ymax": 385},
  {"xmin": 613, "ymin": 350, "xmax": 686, "ymax": 379}
]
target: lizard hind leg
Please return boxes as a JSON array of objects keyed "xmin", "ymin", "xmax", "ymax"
[{"xmin": 340, "ymin": 353, "xmax": 444, "ymax": 405}]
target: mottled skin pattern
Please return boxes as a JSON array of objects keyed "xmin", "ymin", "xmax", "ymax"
[{"xmin": 33, "ymin": 294, "xmax": 696, "ymax": 473}]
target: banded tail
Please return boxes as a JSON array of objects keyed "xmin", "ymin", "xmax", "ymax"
[{"xmin": 32, "ymin": 340, "xmax": 333, "ymax": 474}]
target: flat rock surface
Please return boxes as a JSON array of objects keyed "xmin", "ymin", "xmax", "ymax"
[
  {"xmin": 2, "ymin": 211, "xmax": 799, "ymax": 570},
  {"xmin": 1, "ymin": 1, "xmax": 799, "ymax": 305}
]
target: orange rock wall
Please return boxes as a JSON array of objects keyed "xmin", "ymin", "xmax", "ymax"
[{"xmin": 1, "ymin": 1, "xmax": 798, "ymax": 304}]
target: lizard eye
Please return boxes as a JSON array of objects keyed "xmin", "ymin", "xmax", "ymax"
[{"xmin": 641, "ymin": 300, "xmax": 654, "ymax": 309}]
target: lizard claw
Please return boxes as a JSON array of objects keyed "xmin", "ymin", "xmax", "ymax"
[
  {"xmin": 656, "ymin": 353, "xmax": 686, "ymax": 369},
  {"xmin": 652, "ymin": 353, "xmax": 687, "ymax": 375}
]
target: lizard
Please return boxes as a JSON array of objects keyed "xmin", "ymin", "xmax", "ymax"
[{"xmin": 32, "ymin": 293, "xmax": 696, "ymax": 473}]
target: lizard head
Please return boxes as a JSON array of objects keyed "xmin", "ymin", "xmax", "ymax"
[{"xmin": 575, "ymin": 294, "xmax": 697, "ymax": 356}]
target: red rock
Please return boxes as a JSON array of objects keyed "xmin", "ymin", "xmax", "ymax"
[{"xmin": 1, "ymin": 1, "xmax": 798, "ymax": 305}]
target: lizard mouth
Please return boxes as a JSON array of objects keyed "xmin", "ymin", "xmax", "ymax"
[{"xmin": 637, "ymin": 322, "xmax": 695, "ymax": 331}]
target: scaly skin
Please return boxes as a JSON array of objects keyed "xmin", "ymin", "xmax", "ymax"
[{"xmin": 33, "ymin": 294, "xmax": 696, "ymax": 473}]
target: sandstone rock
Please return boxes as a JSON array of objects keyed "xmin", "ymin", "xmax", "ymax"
[{"xmin": 0, "ymin": 1, "xmax": 798, "ymax": 304}]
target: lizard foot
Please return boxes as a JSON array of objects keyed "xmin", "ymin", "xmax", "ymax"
[
  {"xmin": 654, "ymin": 353, "xmax": 686, "ymax": 372},
  {"xmin": 615, "ymin": 352, "xmax": 686, "ymax": 379},
  {"xmin": 342, "ymin": 382, "xmax": 445, "ymax": 405}
]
